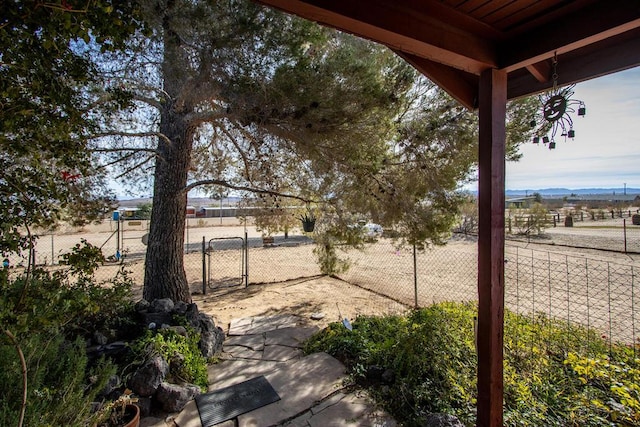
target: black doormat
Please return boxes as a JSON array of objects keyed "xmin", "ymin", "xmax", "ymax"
[{"xmin": 195, "ymin": 376, "xmax": 281, "ymax": 426}]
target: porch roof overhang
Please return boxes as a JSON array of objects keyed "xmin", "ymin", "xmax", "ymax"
[
  {"xmin": 251, "ymin": 2, "xmax": 640, "ymax": 427},
  {"xmin": 254, "ymin": 0, "xmax": 640, "ymax": 110}
]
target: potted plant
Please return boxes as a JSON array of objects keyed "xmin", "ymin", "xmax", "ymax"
[
  {"xmin": 299, "ymin": 211, "xmax": 316, "ymax": 233},
  {"xmin": 95, "ymin": 389, "xmax": 140, "ymax": 427}
]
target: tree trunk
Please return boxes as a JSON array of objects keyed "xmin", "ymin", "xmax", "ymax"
[
  {"xmin": 143, "ymin": 103, "xmax": 193, "ymax": 302},
  {"xmin": 143, "ymin": 16, "xmax": 194, "ymax": 303}
]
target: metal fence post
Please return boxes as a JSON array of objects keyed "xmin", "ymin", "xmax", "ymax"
[
  {"xmin": 623, "ymin": 218, "xmax": 627, "ymax": 253},
  {"xmin": 202, "ymin": 236, "xmax": 207, "ymax": 295},
  {"xmin": 245, "ymin": 231, "xmax": 249, "ymax": 287},
  {"xmin": 413, "ymin": 243, "xmax": 418, "ymax": 308}
]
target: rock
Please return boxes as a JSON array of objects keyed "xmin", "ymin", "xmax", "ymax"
[
  {"xmin": 419, "ymin": 413, "xmax": 464, "ymax": 427},
  {"xmin": 142, "ymin": 311, "xmax": 173, "ymax": 328},
  {"xmin": 382, "ymin": 368, "xmax": 395, "ymax": 384},
  {"xmin": 136, "ymin": 396, "xmax": 153, "ymax": 417},
  {"xmin": 155, "ymin": 382, "xmax": 201, "ymax": 412},
  {"xmin": 185, "ymin": 303, "xmax": 200, "ymax": 329},
  {"xmin": 99, "ymin": 375, "xmax": 121, "ymax": 398},
  {"xmin": 135, "ymin": 299, "xmax": 150, "ymax": 312},
  {"xmin": 197, "ymin": 313, "xmax": 225, "ymax": 358},
  {"xmin": 129, "ymin": 355, "xmax": 169, "ymax": 397},
  {"xmin": 173, "ymin": 300, "xmax": 189, "ymax": 315},
  {"xmin": 310, "ymin": 312, "xmax": 326, "ymax": 320},
  {"xmin": 93, "ymin": 331, "xmax": 108, "ymax": 345},
  {"xmin": 150, "ymin": 298, "xmax": 174, "ymax": 313}
]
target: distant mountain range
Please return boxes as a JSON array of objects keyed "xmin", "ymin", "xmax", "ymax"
[
  {"xmin": 117, "ymin": 196, "xmax": 242, "ymax": 207},
  {"xmin": 505, "ymin": 188, "xmax": 640, "ymax": 197},
  {"xmin": 118, "ymin": 190, "xmax": 640, "ymax": 205}
]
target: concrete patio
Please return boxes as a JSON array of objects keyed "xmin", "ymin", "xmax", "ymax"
[{"xmin": 144, "ymin": 314, "xmax": 396, "ymax": 427}]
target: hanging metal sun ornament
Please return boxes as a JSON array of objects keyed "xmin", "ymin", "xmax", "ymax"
[{"xmin": 529, "ymin": 55, "xmax": 586, "ymax": 150}]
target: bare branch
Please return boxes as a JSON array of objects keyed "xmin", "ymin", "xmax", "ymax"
[
  {"xmin": 184, "ymin": 179, "xmax": 316, "ymax": 203},
  {"xmin": 131, "ymin": 93, "xmax": 163, "ymax": 110},
  {"xmin": 184, "ymin": 110, "xmax": 227, "ymax": 127},
  {"xmin": 90, "ymin": 147, "xmax": 158, "ymax": 154},
  {"xmin": 115, "ymin": 155, "xmax": 155, "ymax": 179},
  {"xmin": 89, "ymin": 131, "xmax": 172, "ymax": 145},
  {"xmin": 219, "ymin": 127, "xmax": 252, "ymax": 181}
]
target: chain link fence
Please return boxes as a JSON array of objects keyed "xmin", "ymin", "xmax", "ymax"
[
  {"xmin": 17, "ymin": 219, "xmax": 640, "ymax": 352},
  {"xmin": 507, "ymin": 211, "xmax": 640, "ymax": 253}
]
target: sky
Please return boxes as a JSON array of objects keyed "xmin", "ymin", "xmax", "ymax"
[{"xmin": 504, "ymin": 67, "xmax": 640, "ymax": 191}]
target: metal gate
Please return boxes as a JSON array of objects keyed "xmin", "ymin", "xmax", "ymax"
[{"xmin": 205, "ymin": 236, "xmax": 247, "ymax": 292}]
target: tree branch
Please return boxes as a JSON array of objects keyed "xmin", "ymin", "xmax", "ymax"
[
  {"xmin": 115, "ymin": 155, "xmax": 155, "ymax": 179},
  {"xmin": 89, "ymin": 131, "xmax": 171, "ymax": 145},
  {"xmin": 184, "ymin": 179, "xmax": 316, "ymax": 203},
  {"xmin": 90, "ymin": 147, "xmax": 158, "ymax": 154},
  {"xmin": 184, "ymin": 110, "xmax": 227, "ymax": 127}
]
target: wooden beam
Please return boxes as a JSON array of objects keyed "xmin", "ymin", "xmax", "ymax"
[
  {"xmin": 508, "ymin": 29, "xmax": 640, "ymax": 99},
  {"xmin": 501, "ymin": 1, "xmax": 640, "ymax": 72},
  {"xmin": 526, "ymin": 60, "xmax": 551, "ymax": 83},
  {"xmin": 254, "ymin": 0, "xmax": 498, "ymax": 74},
  {"xmin": 477, "ymin": 68, "xmax": 506, "ymax": 427},
  {"xmin": 396, "ymin": 51, "xmax": 478, "ymax": 110}
]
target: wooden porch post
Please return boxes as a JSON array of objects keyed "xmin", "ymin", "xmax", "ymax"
[{"xmin": 476, "ymin": 68, "xmax": 506, "ymax": 427}]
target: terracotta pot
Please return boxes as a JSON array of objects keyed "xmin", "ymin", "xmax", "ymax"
[{"xmin": 122, "ymin": 404, "xmax": 140, "ymax": 427}]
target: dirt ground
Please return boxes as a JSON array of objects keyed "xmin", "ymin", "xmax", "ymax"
[
  {"xmin": 27, "ymin": 218, "xmax": 640, "ymax": 341},
  {"xmin": 188, "ymin": 276, "xmax": 409, "ymax": 333}
]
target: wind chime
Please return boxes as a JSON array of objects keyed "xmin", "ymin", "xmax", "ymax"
[{"xmin": 530, "ymin": 53, "xmax": 586, "ymax": 149}]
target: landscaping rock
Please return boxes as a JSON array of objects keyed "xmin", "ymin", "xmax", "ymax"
[
  {"xmin": 135, "ymin": 299, "xmax": 150, "ymax": 312},
  {"xmin": 93, "ymin": 331, "xmax": 108, "ymax": 345},
  {"xmin": 155, "ymin": 382, "xmax": 201, "ymax": 412},
  {"xmin": 129, "ymin": 355, "xmax": 169, "ymax": 397},
  {"xmin": 173, "ymin": 300, "xmax": 189, "ymax": 315},
  {"xmin": 419, "ymin": 413, "xmax": 464, "ymax": 427},
  {"xmin": 150, "ymin": 298, "xmax": 174, "ymax": 313},
  {"xmin": 197, "ymin": 313, "xmax": 225, "ymax": 358},
  {"xmin": 137, "ymin": 396, "xmax": 153, "ymax": 417}
]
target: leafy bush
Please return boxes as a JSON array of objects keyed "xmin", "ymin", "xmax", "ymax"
[
  {"xmin": 305, "ymin": 302, "xmax": 640, "ymax": 426},
  {"xmin": 0, "ymin": 241, "xmax": 135, "ymax": 426},
  {"xmin": 0, "ymin": 334, "xmax": 115, "ymax": 427},
  {"xmin": 130, "ymin": 328, "xmax": 209, "ymax": 390}
]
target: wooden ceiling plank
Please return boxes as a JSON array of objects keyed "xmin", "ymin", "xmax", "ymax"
[
  {"xmin": 501, "ymin": 2, "xmax": 640, "ymax": 71},
  {"xmin": 492, "ymin": 0, "xmax": 568, "ymax": 31},
  {"xmin": 457, "ymin": 0, "xmax": 494, "ymax": 15},
  {"xmin": 390, "ymin": 0, "xmax": 505, "ymax": 40},
  {"xmin": 482, "ymin": 0, "xmax": 539, "ymax": 27},
  {"xmin": 396, "ymin": 51, "xmax": 479, "ymax": 109},
  {"xmin": 473, "ymin": 0, "xmax": 519, "ymax": 21},
  {"xmin": 255, "ymin": 0, "xmax": 499, "ymax": 74}
]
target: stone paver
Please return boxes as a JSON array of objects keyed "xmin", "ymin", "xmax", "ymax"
[
  {"xmin": 265, "ymin": 326, "xmax": 319, "ymax": 347},
  {"xmin": 261, "ymin": 344, "xmax": 303, "ymax": 362},
  {"xmin": 224, "ymin": 333, "xmax": 266, "ymax": 351},
  {"xmin": 228, "ymin": 315, "xmax": 300, "ymax": 336},
  {"xmin": 172, "ymin": 315, "xmax": 396, "ymax": 427},
  {"xmin": 237, "ymin": 352, "xmax": 346, "ymax": 427}
]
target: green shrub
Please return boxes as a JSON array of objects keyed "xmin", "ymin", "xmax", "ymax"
[
  {"xmin": 0, "ymin": 333, "xmax": 115, "ymax": 427},
  {"xmin": 130, "ymin": 328, "xmax": 209, "ymax": 390},
  {"xmin": 0, "ymin": 241, "xmax": 136, "ymax": 426},
  {"xmin": 304, "ymin": 302, "xmax": 640, "ymax": 427}
]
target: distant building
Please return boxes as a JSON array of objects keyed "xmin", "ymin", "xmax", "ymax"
[
  {"xmin": 505, "ymin": 196, "xmax": 536, "ymax": 209},
  {"xmin": 566, "ymin": 194, "xmax": 640, "ymax": 205}
]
